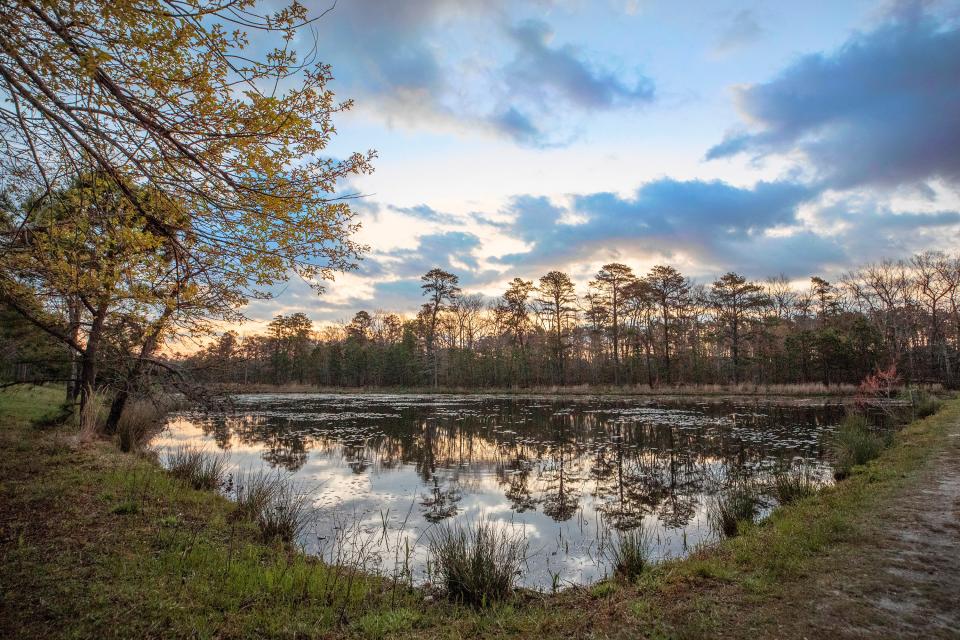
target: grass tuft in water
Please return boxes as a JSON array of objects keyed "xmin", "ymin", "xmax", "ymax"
[
  {"xmin": 831, "ymin": 414, "xmax": 887, "ymax": 480},
  {"xmin": 768, "ymin": 465, "xmax": 819, "ymax": 506},
  {"xmin": 230, "ymin": 468, "xmax": 280, "ymax": 522},
  {"xmin": 428, "ymin": 519, "xmax": 527, "ymax": 606},
  {"xmin": 709, "ymin": 479, "xmax": 760, "ymax": 538},
  {"xmin": 256, "ymin": 479, "xmax": 311, "ymax": 544},
  {"xmin": 165, "ymin": 444, "xmax": 229, "ymax": 491},
  {"xmin": 608, "ymin": 526, "xmax": 651, "ymax": 580}
]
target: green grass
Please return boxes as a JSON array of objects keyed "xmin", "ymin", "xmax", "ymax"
[
  {"xmin": 767, "ymin": 465, "xmax": 819, "ymax": 506},
  {"xmin": 428, "ymin": 519, "xmax": 528, "ymax": 606},
  {"xmin": 1, "ymin": 386, "xmax": 957, "ymax": 639},
  {"xmin": 708, "ymin": 479, "xmax": 760, "ymax": 538},
  {"xmin": 830, "ymin": 413, "xmax": 887, "ymax": 479},
  {"xmin": 608, "ymin": 527, "xmax": 652, "ymax": 580}
]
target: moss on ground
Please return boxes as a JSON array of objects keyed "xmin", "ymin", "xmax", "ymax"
[{"xmin": 0, "ymin": 386, "xmax": 955, "ymax": 639}]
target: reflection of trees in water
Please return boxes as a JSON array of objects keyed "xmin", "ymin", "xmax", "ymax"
[{"xmin": 187, "ymin": 399, "xmax": 840, "ymax": 527}]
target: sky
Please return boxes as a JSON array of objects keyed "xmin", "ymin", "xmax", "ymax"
[{"xmin": 236, "ymin": 0, "xmax": 960, "ymax": 333}]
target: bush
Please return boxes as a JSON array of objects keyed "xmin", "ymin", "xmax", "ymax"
[
  {"xmin": 768, "ymin": 465, "xmax": 818, "ymax": 505},
  {"xmin": 428, "ymin": 519, "xmax": 527, "ymax": 606},
  {"xmin": 608, "ymin": 527, "xmax": 651, "ymax": 580},
  {"xmin": 831, "ymin": 414, "xmax": 886, "ymax": 480},
  {"xmin": 709, "ymin": 479, "xmax": 759, "ymax": 538},
  {"xmin": 165, "ymin": 444, "xmax": 229, "ymax": 490}
]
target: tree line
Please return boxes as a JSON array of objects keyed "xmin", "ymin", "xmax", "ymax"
[{"xmin": 183, "ymin": 253, "xmax": 960, "ymax": 389}]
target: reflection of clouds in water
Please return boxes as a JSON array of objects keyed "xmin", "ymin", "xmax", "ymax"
[{"xmin": 153, "ymin": 394, "xmax": 842, "ymax": 589}]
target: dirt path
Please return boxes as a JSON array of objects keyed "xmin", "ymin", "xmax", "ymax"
[{"xmin": 780, "ymin": 417, "xmax": 960, "ymax": 639}]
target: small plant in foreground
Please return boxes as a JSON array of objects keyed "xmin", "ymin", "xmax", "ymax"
[
  {"xmin": 831, "ymin": 414, "xmax": 886, "ymax": 480},
  {"xmin": 769, "ymin": 464, "xmax": 819, "ymax": 505},
  {"xmin": 428, "ymin": 519, "xmax": 527, "ymax": 606},
  {"xmin": 165, "ymin": 444, "xmax": 229, "ymax": 490},
  {"xmin": 608, "ymin": 526, "xmax": 651, "ymax": 580},
  {"xmin": 709, "ymin": 479, "xmax": 760, "ymax": 538}
]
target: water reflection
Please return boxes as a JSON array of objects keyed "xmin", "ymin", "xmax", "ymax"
[{"xmin": 155, "ymin": 394, "xmax": 842, "ymax": 588}]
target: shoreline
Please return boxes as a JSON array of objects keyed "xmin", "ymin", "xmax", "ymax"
[{"xmin": 1, "ymin": 386, "xmax": 955, "ymax": 638}]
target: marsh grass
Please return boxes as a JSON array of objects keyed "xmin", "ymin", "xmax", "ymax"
[
  {"xmin": 165, "ymin": 444, "xmax": 229, "ymax": 490},
  {"xmin": 831, "ymin": 414, "xmax": 887, "ymax": 480},
  {"xmin": 768, "ymin": 465, "xmax": 819, "ymax": 506},
  {"xmin": 607, "ymin": 526, "xmax": 651, "ymax": 580},
  {"xmin": 79, "ymin": 390, "xmax": 106, "ymax": 440},
  {"xmin": 230, "ymin": 468, "xmax": 280, "ymax": 522},
  {"xmin": 117, "ymin": 398, "xmax": 170, "ymax": 452},
  {"xmin": 256, "ymin": 478, "xmax": 311, "ymax": 543},
  {"xmin": 428, "ymin": 519, "xmax": 527, "ymax": 606},
  {"xmin": 709, "ymin": 479, "xmax": 760, "ymax": 538}
]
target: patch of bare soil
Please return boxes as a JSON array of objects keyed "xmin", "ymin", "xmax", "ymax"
[{"xmin": 783, "ymin": 422, "xmax": 960, "ymax": 639}]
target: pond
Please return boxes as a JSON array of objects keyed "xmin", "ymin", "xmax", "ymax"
[{"xmin": 154, "ymin": 393, "xmax": 844, "ymax": 589}]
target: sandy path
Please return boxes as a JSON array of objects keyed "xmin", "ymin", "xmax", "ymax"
[{"xmin": 790, "ymin": 419, "xmax": 960, "ymax": 639}]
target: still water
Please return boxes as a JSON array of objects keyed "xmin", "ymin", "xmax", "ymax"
[{"xmin": 155, "ymin": 393, "xmax": 843, "ymax": 588}]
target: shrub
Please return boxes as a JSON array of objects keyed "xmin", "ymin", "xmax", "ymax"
[
  {"xmin": 831, "ymin": 414, "xmax": 886, "ymax": 480},
  {"xmin": 768, "ymin": 465, "xmax": 818, "ymax": 505},
  {"xmin": 165, "ymin": 444, "xmax": 229, "ymax": 490},
  {"xmin": 608, "ymin": 527, "xmax": 651, "ymax": 580},
  {"xmin": 709, "ymin": 479, "xmax": 759, "ymax": 538},
  {"xmin": 428, "ymin": 519, "xmax": 527, "ymax": 606}
]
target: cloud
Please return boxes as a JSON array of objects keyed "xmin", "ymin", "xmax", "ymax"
[
  {"xmin": 505, "ymin": 20, "xmax": 655, "ymax": 110},
  {"xmin": 309, "ymin": 1, "xmax": 655, "ymax": 146},
  {"xmin": 706, "ymin": 7, "xmax": 960, "ymax": 191},
  {"xmin": 713, "ymin": 9, "xmax": 764, "ymax": 54},
  {"xmin": 501, "ymin": 178, "xmax": 816, "ymax": 272}
]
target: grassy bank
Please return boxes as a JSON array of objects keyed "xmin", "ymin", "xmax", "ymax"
[{"xmin": 0, "ymin": 385, "xmax": 955, "ymax": 639}]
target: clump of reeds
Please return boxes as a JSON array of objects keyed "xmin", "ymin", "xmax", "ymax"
[
  {"xmin": 768, "ymin": 464, "xmax": 819, "ymax": 506},
  {"xmin": 230, "ymin": 469, "xmax": 280, "ymax": 521},
  {"xmin": 78, "ymin": 390, "xmax": 106, "ymax": 441},
  {"xmin": 607, "ymin": 526, "xmax": 651, "ymax": 580},
  {"xmin": 165, "ymin": 444, "xmax": 229, "ymax": 490},
  {"xmin": 913, "ymin": 393, "xmax": 943, "ymax": 419},
  {"xmin": 709, "ymin": 479, "xmax": 760, "ymax": 538},
  {"xmin": 255, "ymin": 478, "xmax": 311, "ymax": 544},
  {"xmin": 831, "ymin": 414, "xmax": 887, "ymax": 480},
  {"xmin": 428, "ymin": 519, "xmax": 527, "ymax": 606},
  {"xmin": 117, "ymin": 398, "xmax": 167, "ymax": 452}
]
